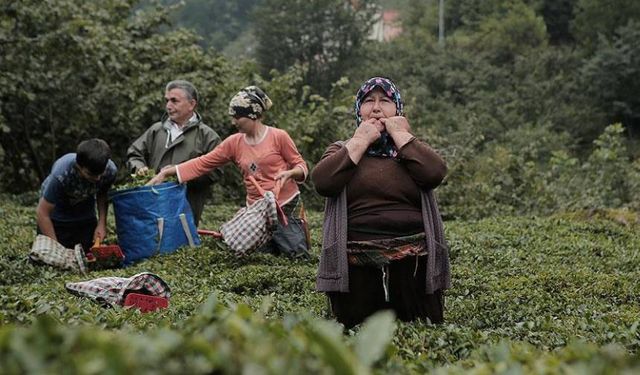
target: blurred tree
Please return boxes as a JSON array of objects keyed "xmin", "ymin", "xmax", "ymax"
[
  {"xmin": 443, "ymin": 0, "xmax": 503, "ymax": 31},
  {"xmin": 253, "ymin": 0, "xmax": 377, "ymax": 95},
  {"xmin": 461, "ymin": 1, "xmax": 548, "ymax": 64},
  {"xmin": 0, "ymin": 0, "xmax": 235, "ymax": 192},
  {"xmin": 403, "ymin": 0, "xmax": 565, "ymax": 48},
  {"xmin": 572, "ymin": 0, "xmax": 640, "ymax": 52},
  {"xmin": 581, "ymin": 21, "xmax": 640, "ymax": 138},
  {"xmin": 399, "ymin": 0, "xmax": 438, "ymax": 42},
  {"xmin": 539, "ymin": 0, "xmax": 575, "ymax": 44},
  {"xmin": 160, "ymin": 0, "xmax": 261, "ymax": 53}
]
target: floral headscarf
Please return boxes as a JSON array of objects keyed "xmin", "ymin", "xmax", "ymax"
[
  {"xmin": 228, "ymin": 86, "xmax": 273, "ymax": 120},
  {"xmin": 355, "ymin": 77, "xmax": 404, "ymax": 158}
]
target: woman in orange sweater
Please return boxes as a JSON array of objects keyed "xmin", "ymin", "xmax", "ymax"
[{"xmin": 149, "ymin": 86, "xmax": 309, "ymax": 258}]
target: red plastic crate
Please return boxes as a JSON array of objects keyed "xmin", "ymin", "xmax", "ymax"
[
  {"xmin": 123, "ymin": 293, "xmax": 169, "ymax": 313},
  {"xmin": 92, "ymin": 244, "xmax": 124, "ymax": 261},
  {"xmin": 87, "ymin": 240, "xmax": 125, "ymax": 270}
]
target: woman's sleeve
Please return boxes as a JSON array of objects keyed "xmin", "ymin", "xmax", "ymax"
[
  {"xmin": 397, "ymin": 138, "xmax": 447, "ymax": 190},
  {"xmin": 311, "ymin": 142, "xmax": 358, "ymax": 197},
  {"xmin": 176, "ymin": 137, "xmax": 234, "ymax": 183},
  {"xmin": 278, "ymin": 130, "xmax": 308, "ymax": 180}
]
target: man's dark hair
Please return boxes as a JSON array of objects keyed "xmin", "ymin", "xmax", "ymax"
[{"xmin": 76, "ymin": 139, "xmax": 111, "ymax": 175}]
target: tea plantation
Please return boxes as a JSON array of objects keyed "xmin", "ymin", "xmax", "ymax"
[{"xmin": 1, "ymin": 194, "xmax": 639, "ymax": 374}]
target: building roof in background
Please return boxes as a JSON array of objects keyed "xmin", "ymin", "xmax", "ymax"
[{"xmin": 370, "ymin": 9, "xmax": 402, "ymax": 42}]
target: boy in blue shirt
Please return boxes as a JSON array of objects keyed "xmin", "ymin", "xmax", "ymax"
[{"xmin": 36, "ymin": 139, "xmax": 117, "ymax": 251}]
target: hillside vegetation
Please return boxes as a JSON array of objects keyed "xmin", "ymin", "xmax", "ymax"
[
  {"xmin": 1, "ymin": 196, "xmax": 639, "ymax": 373},
  {"xmin": 3, "ymin": 0, "xmax": 640, "ymax": 216}
]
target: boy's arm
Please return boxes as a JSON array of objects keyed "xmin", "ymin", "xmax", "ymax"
[
  {"xmin": 36, "ymin": 198, "xmax": 57, "ymax": 241},
  {"xmin": 94, "ymin": 191, "xmax": 108, "ymax": 242}
]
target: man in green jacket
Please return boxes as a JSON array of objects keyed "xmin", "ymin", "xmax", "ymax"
[{"xmin": 127, "ymin": 80, "xmax": 221, "ymax": 226}]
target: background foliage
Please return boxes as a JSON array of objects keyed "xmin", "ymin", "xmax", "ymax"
[{"xmin": 3, "ymin": 0, "xmax": 639, "ymax": 214}]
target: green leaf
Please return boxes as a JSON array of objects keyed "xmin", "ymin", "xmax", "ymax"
[
  {"xmin": 354, "ymin": 311, "xmax": 396, "ymax": 366},
  {"xmin": 307, "ymin": 319, "xmax": 368, "ymax": 375}
]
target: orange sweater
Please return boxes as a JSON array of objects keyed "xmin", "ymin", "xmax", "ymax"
[{"xmin": 176, "ymin": 127, "xmax": 307, "ymax": 205}]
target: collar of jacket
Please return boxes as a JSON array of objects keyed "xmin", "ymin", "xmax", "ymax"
[
  {"xmin": 161, "ymin": 112, "xmax": 202, "ymax": 148},
  {"xmin": 161, "ymin": 112, "xmax": 202, "ymax": 133}
]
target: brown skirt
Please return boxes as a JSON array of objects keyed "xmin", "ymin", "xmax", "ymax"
[{"xmin": 327, "ymin": 256, "xmax": 444, "ymax": 329}]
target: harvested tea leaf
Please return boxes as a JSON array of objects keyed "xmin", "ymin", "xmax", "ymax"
[{"xmin": 113, "ymin": 169, "xmax": 177, "ymax": 190}]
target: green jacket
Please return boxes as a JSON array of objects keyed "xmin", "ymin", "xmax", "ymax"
[{"xmin": 127, "ymin": 113, "xmax": 221, "ymax": 225}]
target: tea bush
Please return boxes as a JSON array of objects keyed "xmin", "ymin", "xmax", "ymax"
[
  {"xmin": 438, "ymin": 123, "xmax": 640, "ymax": 219},
  {"xmin": 0, "ymin": 299, "xmax": 396, "ymax": 374},
  {"xmin": 1, "ymin": 194, "xmax": 639, "ymax": 373}
]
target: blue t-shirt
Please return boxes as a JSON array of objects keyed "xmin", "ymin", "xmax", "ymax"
[{"xmin": 40, "ymin": 153, "xmax": 117, "ymax": 222}]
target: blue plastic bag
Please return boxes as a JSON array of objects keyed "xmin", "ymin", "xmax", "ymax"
[{"xmin": 109, "ymin": 182, "xmax": 200, "ymax": 266}]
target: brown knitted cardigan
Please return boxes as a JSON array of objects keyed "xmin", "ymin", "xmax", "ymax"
[{"xmin": 315, "ymin": 146, "xmax": 451, "ymax": 294}]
